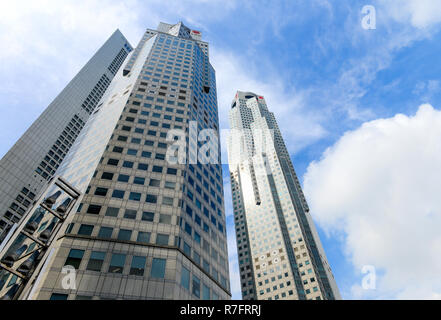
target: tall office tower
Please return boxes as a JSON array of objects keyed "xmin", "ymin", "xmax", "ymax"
[
  {"xmin": 26, "ymin": 22, "xmax": 230, "ymax": 300},
  {"xmin": 227, "ymin": 91, "xmax": 340, "ymax": 300},
  {"xmin": 0, "ymin": 30, "xmax": 132, "ymax": 234}
]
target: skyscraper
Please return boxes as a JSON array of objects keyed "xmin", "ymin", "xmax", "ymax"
[
  {"xmin": 227, "ymin": 91, "xmax": 340, "ymax": 300},
  {"xmin": 0, "ymin": 30, "xmax": 132, "ymax": 234},
  {"xmin": 24, "ymin": 22, "xmax": 230, "ymax": 300}
]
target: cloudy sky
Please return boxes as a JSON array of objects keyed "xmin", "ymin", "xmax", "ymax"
[{"xmin": 1, "ymin": 0, "xmax": 441, "ymax": 300}]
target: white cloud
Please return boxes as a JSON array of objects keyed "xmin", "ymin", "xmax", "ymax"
[
  {"xmin": 379, "ymin": 0, "xmax": 441, "ymax": 29},
  {"xmin": 303, "ymin": 104, "xmax": 441, "ymax": 299},
  {"xmin": 412, "ymin": 80, "xmax": 440, "ymax": 102}
]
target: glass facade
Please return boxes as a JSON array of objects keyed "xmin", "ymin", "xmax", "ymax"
[
  {"xmin": 29, "ymin": 22, "xmax": 230, "ymax": 300},
  {"xmin": 0, "ymin": 30, "xmax": 132, "ymax": 234},
  {"xmin": 227, "ymin": 91, "xmax": 341, "ymax": 300}
]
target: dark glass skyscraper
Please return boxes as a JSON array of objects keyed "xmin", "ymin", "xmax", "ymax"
[{"xmin": 0, "ymin": 30, "xmax": 132, "ymax": 234}]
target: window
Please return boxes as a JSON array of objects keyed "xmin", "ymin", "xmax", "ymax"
[
  {"xmin": 118, "ymin": 229, "xmax": 132, "ymax": 241},
  {"xmin": 164, "ymin": 181, "xmax": 175, "ymax": 189},
  {"xmin": 94, "ymin": 187, "xmax": 108, "ymax": 196},
  {"xmin": 145, "ymin": 194, "xmax": 157, "ymax": 203},
  {"xmin": 130, "ymin": 256, "xmax": 146, "ymax": 276},
  {"xmin": 123, "ymin": 209, "xmax": 137, "ymax": 219},
  {"xmin": 150, "ymin": 258, "xmax": 166, "ymax": 278},
  {"xmin": 118, "ymin": 174, "xmax": 130, "ymax": 182},
  {"xmin": 112, "ymin": 190, "xmax": 125, "ymax": 199},
  {"xmin": 185, "ymin": 204, "xmax": 193, "ymax": 218},
  {"xmin": 162, "ymin": 197, "xmax": 174, "ymax": 206},
  {"xmin": 193, "ymin": 251, "xmax": 201, "ymax": 265},
  {"xmin": 184, "ymin": 222, "xmax": 192, "ymax": 236},
  {"xmin": 149, "ymin": 179, "xmax": 160, "ymax": 187},
  {"xmin": 156, "ymin": 234, "xmax": 169, "ymax": 245},
  {"xmin": 203, "ymin": 260, "xmax": 210, "ymax": 273},
  {"xmin": 155, "ymin": 153, "xmax": 165, "ymax": 160},
  {"xmin": 98, "ymin": 227, "xmax": 113, "ymax": 239},
  {"xmin": 203, "ymin": 240, "xmax": 210, "ymax": 253},
  {"xmin": 86, "ymin": 251, "xmax": 106, "ymax": 272},
  {"xmin": 86, "ymin": 204, "xmax": 101, "ymax": 215},
  {"xmin": 195, "ymin": 215, "xmax": 201, "ymax": 226},
  {"xmin": 152, "ymin": 166, "xmax": 163, "ymax": 173},
  {"xmin": 194, "ymin": 231, "xmax": 201, "ymax": 244},
  {"xmin": 123, "ymin": 161, "xmax": 134, "ymax": 168},
  {"xmin": 138, "ymin": 163, "xmax": 148, "ymax": 170},
  {"xmin": 184, "ymin": 242, "xmax": 191, "ymax": 256},
  {"xmin": 50, "ymin": 293, "xmax": 68, "ymax": 300},
  {"xmin": 142, "ymin": 211, "xmax": 155, "ymax": 221},
  {"xmin": 181, "ymin": 266, "xmax": 190, "ymax": 290},
  {"xmin": 108, "ymin": 253, "xmax": 126, "ymax": 274},
  {"xmin": 167, "ymin": 168, "xmax": 177, "ymax": 175},
  {"xmin": 134, "ymin": 177, "xmax": 145, "ymax": 185},
  {"xmin": 137, "ymin": 231, "xmax": 151, "ymax": 243},
  {"xmin": 192, "ymin": 275, "xmax": 201, "ymax": 298},
  {"xmin": 129, "ymin": 192, "xmax": 141, "ymax": 201},
  {"xmin": 112, "ymin": 146, "xmax": 123, "ymax": 153},
  {"xmin": 105, "ymin": 207, "xmax": 119, "ymax": 217},
  {"xmin": 141, "ymin": 151, "xmax": 151, "ymax": 158},
  {"xmin": 101, "ymin": 172, "xmax": 114, "ymax": 180},
  {"xmin": 202, "ymin": 284, "xmax": 210, "ymax": 300},
  {"xmin": 65, "ymin": 223, "xmax": 74, "ymax": 234},
  {"xmin": 78, "ymin": 224, "xmax": 94, "ymax": 236},
  {"xmin": 159, "ymin": 214, "xmax": 172, "ymax": 224},
  {"xmin": 64, "ymin": 249, "xmax": 84, "ymax": 269},
  {"xmin": 107, "ymin": 158, "xmax": 119, "ymax": 165}
]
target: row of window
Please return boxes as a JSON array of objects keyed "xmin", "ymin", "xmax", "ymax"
[
  {"xmin": 79, "ymin": 204, "xmax": 175, "ymax": 224},
  {"xmin": 65, "ymin": 248, "xmax": 166, "ymax": 278},
  {"xmin": 180, "ymin": 266, "xmax": 217, "ymax": 300},
  {"xmin": 76, "ymin": 222, "xmax": 169, "ymax": 243}
]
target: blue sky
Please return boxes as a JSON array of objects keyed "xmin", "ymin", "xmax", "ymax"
[{"xmin": 2, "ymin": 0, "xmax": 441, "ymax": 299}]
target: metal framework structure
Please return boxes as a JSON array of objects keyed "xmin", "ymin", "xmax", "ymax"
[{"xmin": 0, "ymin": 176, "xmax": 81, "ymax": 300}]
